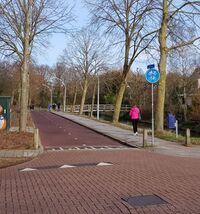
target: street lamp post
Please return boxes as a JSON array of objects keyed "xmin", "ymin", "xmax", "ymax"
[
  {"xmin": 63, "ymin": 84, "xmax": 66, "ymax": 112},
  {"xmin": 52, "ymin": 77, "xmax": 66, "ymax": 112},
  {"xmin": 97, "ymin": 74, "xmax": 100, "ymax": 120},
  {"xmin": 43, "ymin": 84, "xmax": 53, "ymax": 107}
]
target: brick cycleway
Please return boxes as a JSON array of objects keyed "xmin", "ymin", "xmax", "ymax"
[
  {"xmin": 0, "ymin": 112, "xmax": 200, "ymax": 214},
  {"xmin": 1, "ymin": 150, "xmax": 200, "ymax": 214}
]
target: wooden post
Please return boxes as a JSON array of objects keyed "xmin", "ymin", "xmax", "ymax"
[
  {"xmin": 143, "ymin": 129, "xmax": 148, "ymax": 148},
  {"xmin": 34, "ymin": 128, "xmax": 39, "ymax": 149},
  {"xmin": 185, "ymin": 128, "xmax": 191, "ymax": 146}
]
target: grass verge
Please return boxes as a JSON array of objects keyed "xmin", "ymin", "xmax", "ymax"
[{"xmin": 155, "ymin": 130, "xmax": 200, "ymax": 145}]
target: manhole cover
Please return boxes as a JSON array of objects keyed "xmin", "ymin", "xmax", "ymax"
[{"xmin": 122, "ymin": 194, "xmax": 167, "ymax": 207}]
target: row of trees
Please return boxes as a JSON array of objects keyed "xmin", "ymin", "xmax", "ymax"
[
  {"xmin": 0, "ymin": 0, "xmax": 73, "ymax": 131},
  {"xmin": 84, "ymin": 0, "xmax": 200, "ymax": 131},
  {"xmin": 0, "ymin": 60, "xmax": 199, "ymax": 122},
  {"xmin": 0, "ymin": 0, "xmax": 200, "ymax": 132}
]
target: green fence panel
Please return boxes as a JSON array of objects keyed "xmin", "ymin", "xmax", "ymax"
[{"xmin": 0, "ymin": 96, "xmax": 11, "ymax": 130}]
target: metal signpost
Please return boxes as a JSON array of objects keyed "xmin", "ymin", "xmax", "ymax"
[
  {"xmin": 97, "ymin": 73, "xmax": 100, "ymax": 120},
  {"xmin": 145, "ymin": 65, "xmax": 160, "ymax": 146}
]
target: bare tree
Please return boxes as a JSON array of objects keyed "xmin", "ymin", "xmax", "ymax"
[
  {"xmin": 51, "ymin": 63, "xmax": 78, "ymax": 112},
  {"xmin": 62, "ymin": 27, "xmax": 107, "ymax": 115},
  {"xmin": 0, "ymin": 0, "xmax": 73, "ymax": 131},
  {"xmin": 85, "ymin": 0, "xmax": 157, "ymax": 123},
  {"xmin": 155, "ymin": 0, "xmax": 200, "ymax": 131},
  {"xmin": 167, "ymin": 48, "xmax": 198, "ymax": 121}
]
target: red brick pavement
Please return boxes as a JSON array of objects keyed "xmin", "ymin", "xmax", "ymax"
[
  {"xmin": 31, "ymin": 111, "xmax": 122, "ymax": 148},
  {"xmin": 0, "ymin": 150, "xmax": 200, "ymax": 214}
]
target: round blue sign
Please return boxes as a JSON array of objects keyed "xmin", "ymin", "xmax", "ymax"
[{"xmin": 145, "ymin": 69, "xmax": 160, "ymax": 84}]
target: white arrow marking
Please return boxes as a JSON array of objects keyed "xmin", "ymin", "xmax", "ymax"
[
  {"xmin": 59, "ymin": 165, "xmax": 76, "ymax": 169},
  {"xmin": 20, "ymin": 168, "xmax": 37, "ymax": 172},
  {"xmin": 90, "ymin": 146, "xmax": 95, "ymax": 149},
  {"xmin": 97, "ymin": 162, "xmax": 113, "ymax": 166},
  {"xmin": 74, "ymin": 147, "xmax": 80, "ymax": 150}
]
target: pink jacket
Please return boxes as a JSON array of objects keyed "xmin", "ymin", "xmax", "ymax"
[{"xmin": 129, "ymin": 106, "xmax": 140, "ymax": 119}]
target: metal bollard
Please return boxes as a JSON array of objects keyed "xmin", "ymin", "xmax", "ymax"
[
  {"xmin": 185, "ymin": 128, "xmax": 191, "ymax": 146},
  {"xmin": 143, "ymin": 129, "xmax": 148, "ymax": 148},
  {"xmin": 34, "ymin": 128, "xmax": 39, "ymax": 149}
]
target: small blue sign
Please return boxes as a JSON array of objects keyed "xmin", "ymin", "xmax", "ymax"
[
  {"xmin": 168, "ymin": 113, "xmax": 176, "ymax": 129},
  {"xmin": 145, "ymin": 69, "xmax": 160, "ymax": 84},
  {"xmin": 147, "ymin": 64, "xmax": 155, "ymax": 69}
]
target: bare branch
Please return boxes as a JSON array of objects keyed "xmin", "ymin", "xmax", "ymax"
[
  {"xmin": 169, "ymin": 36, "xmax": 200, "ymax": 51},
  {"xmin": 170, "ymin": 1, "xmax": 200, "ymax": 18}
]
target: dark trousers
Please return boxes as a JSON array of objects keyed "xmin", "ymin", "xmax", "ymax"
[{"xmin": 132, "ymin": 119, "xmax": 139, "ymax": 133}]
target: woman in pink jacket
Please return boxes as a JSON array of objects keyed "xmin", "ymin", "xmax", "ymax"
[{"xmin": 129, "ymin": 105, "xmax": 140, "ymax": 135}]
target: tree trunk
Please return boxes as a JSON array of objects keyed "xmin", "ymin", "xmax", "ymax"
[
  {"xmin": 183, "ymin": 87, "xmax": 188, "ymax": 121},
  {"xmin": 79, "ymin": 77, "xmax": 88, "ymax": 115},
  {"xmin": 71, "ymin": 84, "xmax": 77, "ymax": 113},
  {"xmin": 90, "ymin": 83, "xmax": 96, "ymax": 118},
  {"xmin": 11, "ymin": 90, "xmax": 15, "ymax": 105},
  {"xmin": 112, "ymin": 30, "xmax": 130, "ymax": 124},
  {"xmin": 19, "ymin": 0, "xmax": 31, "ymax": 132},
  {"xmin": 155, "ymin": 0, "xmax": 168, "ymax": 132},
  {"xmin": 112, "ymin": 74, "xmax": 127, "ymax": 123},
  {"xmin": 19, "ymin": 59, "xmax": 29, "ymax": 132},
  {"xmin": 18, "ymin": 85, "xmax": 21, "ymax": 106}
]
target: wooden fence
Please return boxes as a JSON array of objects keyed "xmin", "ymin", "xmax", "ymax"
[{"xmin": 66, "ymin": 104, "xmax": 131, "ymax": 113}]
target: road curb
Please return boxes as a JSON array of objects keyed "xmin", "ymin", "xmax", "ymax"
[{"xmin": 0, "ymin": 127, "xmax": 44, "ymax": 158}]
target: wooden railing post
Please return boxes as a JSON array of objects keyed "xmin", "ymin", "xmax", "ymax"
[
  {"xmin": 143, "ymin": 129, "xmax": 148, "ymax": 148},
  {"xmin": 185, "ymin": 128, "xmax": 191, "ymax": 146},
  {"xmin": 34, "ymin": 128, "xmax": 39, "ymax": 149}
]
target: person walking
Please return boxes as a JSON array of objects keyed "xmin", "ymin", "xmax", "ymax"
[{"xmin": 129, "ymin": 105, "xmax": 140, "ymax": 135}]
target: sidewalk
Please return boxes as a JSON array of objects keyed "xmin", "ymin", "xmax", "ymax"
[{"xmin": 55, "ymin": 111, "xmax": 200, "ymax": 158}]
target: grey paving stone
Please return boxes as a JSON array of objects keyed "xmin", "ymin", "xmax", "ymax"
[{"xmin": 54, "ymin": 111, "xmax": 200, "ymax": 158}]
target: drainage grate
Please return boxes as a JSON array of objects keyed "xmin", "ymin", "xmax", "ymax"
[{"xmin": 122, "ymin": 194, "xmax": 167, "ymax": 207}]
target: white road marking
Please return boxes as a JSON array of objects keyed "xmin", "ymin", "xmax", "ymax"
[
  {"xmin": 90, "ymin": 146, "xmax": 95, "ymax": 149},
  {"xmin": 20, "ymin": 168, "xmax": 37, "ymax": 172},
  {"xmin": 59, "ymin": 147, "xmax": 64, "ymax": 150},
  {"xmin": 60, "ymin": 165, "xmax": 76, "ymax": 169},
  {"xmin": 97, "ymin": 162, "xmax": 113, "ymax": 166}
]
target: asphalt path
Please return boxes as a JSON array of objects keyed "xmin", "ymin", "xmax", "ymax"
[{"xmin": 31, "ymin": 111, "xmax": 124, "ymax": 149}]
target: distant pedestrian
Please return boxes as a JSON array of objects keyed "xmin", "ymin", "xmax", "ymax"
[
  {"xmin": 57, "ymin": 103, "xmax": 61, "ymax": 111},
  {"xmin": 48, "ymin": 103, "xmax": 52, "ymax": 111},
  {"xmin": 129, "ymin": 105, "xmax": 140, "ymax": 135}
]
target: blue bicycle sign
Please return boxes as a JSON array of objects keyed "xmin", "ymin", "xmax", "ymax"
[{"xmin": 145, "ymin": 69, "xmax": 160, "ymax": 84}]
